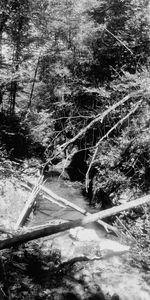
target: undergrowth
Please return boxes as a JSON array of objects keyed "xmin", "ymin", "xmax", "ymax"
[
  {"xmin": 1, "ymin": 68, "xmax": 150, "ymax": 205},
  {"xmin": 0, "ymin": 243, "xmax": 117, "ymax": 300}
]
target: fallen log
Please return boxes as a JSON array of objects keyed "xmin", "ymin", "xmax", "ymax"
[
  {"xmin": 22, "ymin": 181, "xmax": 66, "ymax": 208},
  {"xmin": 26, "ymin": 178, "xmax": 118, "ymax": 235},
  {"xmin": 15, "ymin": 176, "xmax": 44, "ymax": 229},
  {"xmin": 42, "ymin": 194, "xmax": 66, "ymax": 208},
  {"xmin": 0, "ymin": 193, "xmax": 150, "ymax": 250}
]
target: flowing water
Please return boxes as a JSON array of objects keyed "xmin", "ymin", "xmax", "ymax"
[
  {"xmin": 30, "ymin": 176, "xmax": 91, "ymax": 226},
  {"xmin": 27, "ymin": 175, "xmax": 150, "ymax": 300},
  {"xmin": 1, "ymin": 175, "xmax": 150, "ymax": 299}
]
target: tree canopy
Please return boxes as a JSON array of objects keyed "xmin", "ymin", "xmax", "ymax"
[{"xmin": 0, "ymin": 0, "xmax": 150, "ymax": 198}]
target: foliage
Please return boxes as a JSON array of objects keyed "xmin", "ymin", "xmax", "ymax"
[
  {"xmin": 0, "ymin": 0, "xmax": 33, "ymax": 113},
  {"xmin": 89, "ymin": 67, "xmax": 150, "ymax": 204},
  {"xmin": 22, "ymin": 110, "xmax": 55, "ymax": 159},
  {"xmin": 0, "ymin": 244, "xmax": 62, "ymax": 299},
  {"xmin": 0, "ymin": 0, "xmax": 150, "ymax": 203},
  {"xmin": 1, "ymin": 2, "xmax": 150, "ymax": 293},
  {"xmin": 86, "ymin": 0, "xmax": 150, "ymax": 80}
]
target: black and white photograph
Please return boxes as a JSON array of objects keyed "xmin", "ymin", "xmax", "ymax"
[{"xmin": 0, "ymin": 0, "xmax": 150, "ymax": 299}]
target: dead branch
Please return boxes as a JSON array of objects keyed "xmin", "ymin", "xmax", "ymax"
[
  {"xmin": 28, "ymin": 51, "xmax": 41, "ymax": 109},
  {"xmin": 116, "ymin": 216, "xmax": 137, "ymax": 242},
  {"xmin": 42, "ymin": 194, "xmax": 66, "ymax": 208},
  {"xmin": 26, "ymin": 178, "xmax": 118, "ymax": 235},
  {"xmin": 85, "ymin": 100, "xmax": 142, "ymax": 191},
  {"xmin": 105, "ymin": 28, "xmax": 133, "ymax": 55},
  {"xmin": 59, "ymin": 90, "xmax": 143, "ymax": 151},
  {"xmin": 15, "ymin": 176, "xmax": 44, "ymax": 229},
  {"xmin": 0, "ymin": 192, "xmax": 150, "ymax": 250},
  {"xmin": 59, "ymin": 256, "xmax": 101, "ymax": 269}
]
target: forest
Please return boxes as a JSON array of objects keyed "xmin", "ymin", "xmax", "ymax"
[{"xmin": 0, "ymin": 0, "xmax": 150, "ymax": 299}]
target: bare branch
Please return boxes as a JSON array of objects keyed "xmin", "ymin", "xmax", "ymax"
[
  {"xmin": 59, "ymin": 90, "xmax": 143, "ymax": 151},
  {"xmin": 105, "ymin": 28, "xmax": 133, "ymax": 55},
  {"xmin": 0, "ymin": 191, "xmax": 150, "ymax": 250},
  {"xmin": 15, "ymin": 175, "xmax": 44, "ymax": 229},
  {"xmin": 26, "ymin": 178, "xmax": 118, "ymax": 235},
  {"xmin": 85, "ymin": 100, "xmax": 142, "ymax": 191}
]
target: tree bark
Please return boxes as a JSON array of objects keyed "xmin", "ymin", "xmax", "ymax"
[{"xmin": 28, "ymin": 54, "xmax": 41, "ymax": 109}]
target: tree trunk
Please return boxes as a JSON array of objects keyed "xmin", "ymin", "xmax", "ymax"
[
  {"xmin": 9, "ymin": 80, "xmax": 17, "ymax": 114},
  {"xmin": 0, "ymin": 192, "xmax": 150, "ymax": 250}
]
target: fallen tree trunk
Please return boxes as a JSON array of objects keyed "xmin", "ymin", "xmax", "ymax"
[
  {"xmin": 0, "ymin": 193, "xmax": 150, "ymax": 250},
  {"xmin": 26, "ymin": 178, "xmax": 118, "ymax": 235}
]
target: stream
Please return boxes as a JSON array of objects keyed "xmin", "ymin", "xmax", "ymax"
[
  {"xmin": 1, "ymin": 173, "xmax": 150, "ymax": 299},
  {"xmin": 30, "ymin": 176, "xmax": 90, "ymax": 225},
  {"xmin": 27, "ymin": 175, "xmax": 150, "ymax": 300}
]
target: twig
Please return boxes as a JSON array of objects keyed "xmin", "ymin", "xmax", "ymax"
[
  {"xmin": 105, "ymin": 28, "xmax": 133, "ymax": 55},
  {"xmin": 28, "ymin": 52, "xmax": 41, "ymax": 109},
  {"xmin": 59, "ymin": 256, "xmax": 100, "ymax": 268},
  {"xmin": 116, "ymin": 216, "xmax": 137, "ymax": 242},
  {"xmin": 58, "ymin": 247, "xmax": 130, "ymax": 269}
]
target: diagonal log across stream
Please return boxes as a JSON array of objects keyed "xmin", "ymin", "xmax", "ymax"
[
  {"xmin": 26, "ymin": 178, "xmax": 118, "ymax": 234},
  {"xmin": 0, "ymin": 193, "xmax": 150, "ymax": 250}
]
